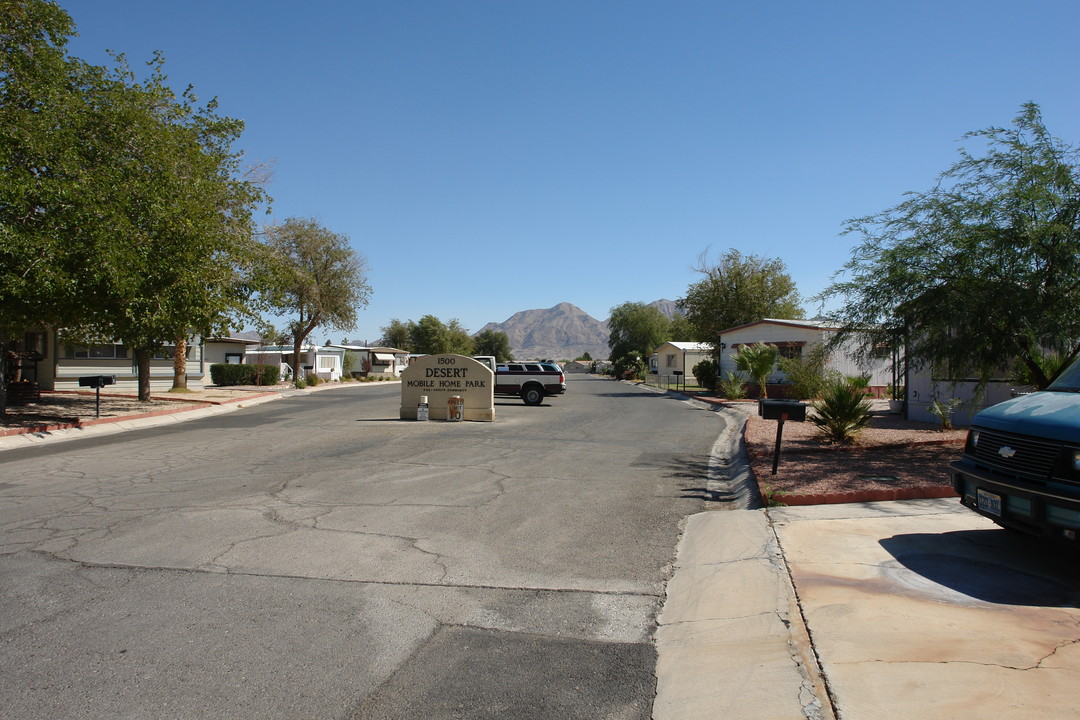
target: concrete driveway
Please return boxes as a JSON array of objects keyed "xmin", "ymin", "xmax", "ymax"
[{"xmin": 658, "ymin": 499, "xmax": 1080, "ymax": 720}]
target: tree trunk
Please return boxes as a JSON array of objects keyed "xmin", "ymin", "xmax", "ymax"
[
  {"xmin": 135, "ymin": 348, "xmax": 152, "ymax": 401},
  {"xmin": 292, "ymin": 336, "xmax": 305, "ymax": 383},
  {"xmin": 0, "ymin": 337, "xmax": 8, "ymax": 417},
  {"xmin": 172, "ymin": 336, "xmax": 188, "ymax": 390}
]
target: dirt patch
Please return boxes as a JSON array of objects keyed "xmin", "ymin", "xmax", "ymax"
[
  {"xmin": 0, "ymin": 386, "xmax": 281, "ymax": 434},
  {"xmin": 742, "ymin": 407, "xmax": 966, "ymax": 499}
]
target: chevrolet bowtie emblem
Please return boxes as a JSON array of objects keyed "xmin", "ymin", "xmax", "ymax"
[{"xmin": 998, "ymin": 446, "xmax": 1017, "ymax": 459}]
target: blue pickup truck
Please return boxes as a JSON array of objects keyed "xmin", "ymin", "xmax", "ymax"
[{"xmin": 949, "ymin": 357, "xmax": 1080, "ymax": 542}]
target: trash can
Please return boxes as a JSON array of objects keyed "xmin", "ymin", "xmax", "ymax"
[{"xmin": 447, "ymin": 395, "xmax": 464, "ymax": 422}]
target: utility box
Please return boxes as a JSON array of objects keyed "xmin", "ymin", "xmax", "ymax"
[{"xmin": 759, "ymin": 399, "xmax": 807, "ymax": 422}]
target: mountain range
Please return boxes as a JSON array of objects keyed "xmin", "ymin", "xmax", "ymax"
[{"xmin": 477, "ymin": 300, "xmax": 679, "ymax": 361}]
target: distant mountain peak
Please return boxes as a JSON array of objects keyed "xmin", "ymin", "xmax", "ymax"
[{"xmin": 477, "ymin": 299, "xmax": 678, "ymax": 361}]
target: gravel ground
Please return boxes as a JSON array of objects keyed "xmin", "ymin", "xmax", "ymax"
[{"xmin": 742, "ymin": 403, "xmax": 967, "ymax": 497}]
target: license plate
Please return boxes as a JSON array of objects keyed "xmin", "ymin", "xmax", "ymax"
[{"xmin": 977, "ymin": 489, "xmax": 1002, "ymax": 517}]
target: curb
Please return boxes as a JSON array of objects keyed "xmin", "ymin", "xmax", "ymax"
[{"xmin": 764, "ymin": 485, "xmax": 958, "ymax": 506}]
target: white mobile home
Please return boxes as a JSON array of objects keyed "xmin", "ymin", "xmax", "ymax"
[
  {"xmin": 717, "ymin": 318, "xmax": 893, "ymax": 397},
  {"xmin": 650, "ymin": 342, "xmax": 713, "ymax": 385}
]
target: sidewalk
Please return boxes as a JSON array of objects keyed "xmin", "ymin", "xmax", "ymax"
[{"xmin": 655, "ymin": 509, "xmax": 831, "ymax": 720}]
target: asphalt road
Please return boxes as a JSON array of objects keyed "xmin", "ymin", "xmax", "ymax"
[{"xmin": 0, "ymin": 376, "xmax": 738, "ymax": 719}]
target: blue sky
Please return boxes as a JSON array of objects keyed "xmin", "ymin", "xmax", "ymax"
[{"xmin": 63, "ymin": 1, "xmax": 1080, "ymax": 344}]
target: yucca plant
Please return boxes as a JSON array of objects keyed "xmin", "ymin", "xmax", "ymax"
[
  {"xmin": 810, "ymin": 378, "xmax": 873, "ymax": 444},
  {"xmin": 718, "ymin": 371, "xmax": 748, "ymax": 399}
]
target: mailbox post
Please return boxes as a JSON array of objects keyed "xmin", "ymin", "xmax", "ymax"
[
  {"xmin": 671, "ymin": 369, "xmax": 683, "ymax": 393},
  {"xmin": 758, "ymin": 399, "xmax": 808, "ymax": 475},
  {"xmin": 78, "ymin": 375, "xmax": 116, "ymax": 418}
]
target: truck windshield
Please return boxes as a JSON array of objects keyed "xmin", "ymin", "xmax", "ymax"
[{"xmin": 1048, "ymin": 357, "xmax": 1080, "ymax": 391}]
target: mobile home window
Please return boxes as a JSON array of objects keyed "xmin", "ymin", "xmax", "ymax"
[{"xmin": 70, "ymin": 343, "xmax": 128, "ymax": 359}]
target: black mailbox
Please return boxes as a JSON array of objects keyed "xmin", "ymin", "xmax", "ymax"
[
  {"xmin": 758, "ymin": 399, "xmax": 807, "ymax": 422},
  {"xmin": 78, "ymin": 375, "xmax": 116, "ymax": 389}
]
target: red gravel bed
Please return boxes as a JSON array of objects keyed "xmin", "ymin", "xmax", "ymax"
[{"xmin": 743, "ymin": 410, "xmax": 967, "ymax": 503}]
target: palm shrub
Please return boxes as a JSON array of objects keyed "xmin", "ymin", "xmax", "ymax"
[
  {"xmin": 734, "ymin": 342, "xmax": 779, "ymax": 398},
  {"xmin": 928, "ymin": 397, "xmax": 963, "ymax": 430},
  {"xmin": 810, "ymin": 377, "xmax": 873, "ymax": 444}
]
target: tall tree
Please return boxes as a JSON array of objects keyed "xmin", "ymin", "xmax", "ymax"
[
  {"xmin": 445, "ymin": 319, "xmax": 474, "ymax": 356},
  {"xmin": 678, "ymin": 249, "xmax": 803, "ymax": 352},
  {"xmin": 607, "ymin": 301, "xmax": 671, "ymax": 374},
  {"xmin": 261, "ymin": 218, "xmax": 371, "ymax": 381},
  {"xmin": 1, "ymin": 0, "xmax": 269, "ymax": 403},
  {"xmin": 379, "ymin": 319, "xmax": 412, "ymax": 351},
  {"xmin": 473, "ymin": 329, "xmax": 513, "ymax": 361},
  {"xmin": 408, "ymin": 315, "xmax": 448, "ymax": 355},
  {"xmin": 819, "ymin": 103, "xmax": 1080, "ymax": 389}
]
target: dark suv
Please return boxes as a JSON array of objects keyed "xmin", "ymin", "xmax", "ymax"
[{"xmin": 949, "ymin": 356, "xmax": 1080, "ymax": 543}]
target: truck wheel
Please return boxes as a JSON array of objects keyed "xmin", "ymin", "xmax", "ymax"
[{"xmin": 521, "ymin": 386, "xmax": 544, "ymax": 406}]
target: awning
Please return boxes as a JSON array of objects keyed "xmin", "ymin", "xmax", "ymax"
[{"xmin": 372, "ymin": 352, "xmax": 395, "ymax": 363}]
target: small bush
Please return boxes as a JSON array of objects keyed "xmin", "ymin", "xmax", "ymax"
[
  {"xmin": 692, "ymin": 359, "xmax": 718, "ymax": 392},
  {"xmin": 776, "ymin": 346, "xmax": 836, "ymax": 400},
  {"xmin": 294, "ymin": 377, "xmax": 307, "ymax": 389},
  {"xmin": 210, "ymin": 363, "xmax": 280, "ymax": 387},
  {"xmin": 810, "ymin": 378, "xmax": 873, "ymax": 444},
  {"xmin": 718, "ymin": 371, "xmax": 748, "ymax": 399},
  {"xmin": 307, "ymin": 373, "xmax": 320, "ymax": 387}
]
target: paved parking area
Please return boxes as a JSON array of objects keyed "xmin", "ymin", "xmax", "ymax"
[{"xmin": 772, "ymin": 499, "xmax": 1080, "ymax": 719}]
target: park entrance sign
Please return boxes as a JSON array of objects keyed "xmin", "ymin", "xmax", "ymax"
[{"xmin": 400, "ymin": 354, "xmax": 495, "ymax": 421}]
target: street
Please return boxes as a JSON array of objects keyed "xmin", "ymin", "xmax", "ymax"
[{"xmin": 0, "ymin": 376, "xmax": 735, "ymax": 719}]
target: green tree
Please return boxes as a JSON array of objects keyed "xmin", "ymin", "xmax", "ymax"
[
  {"xmin": 445, "ymin": 319, "xmax": 474, "ymax": 356},
  {"xmin": 1, "ymin": 1, "xmax": 269, "ymax": 403},
  {"xmin": 734, "ymin": 342, "xmax": 778, "ymax": 398},
  {"xmin": 668, "ymin": 312, "xmax": 695, "ymax": 340},
  {"xmin": 819, "ymin": 103, "xmax": 1080, "ymax": 390},
  {"xmin": 409, "ymin": 315, "xmax": 447, "ymax": 354},
  {"xmin": 473, "ymin": 329, "xmax": 514, "ymax": 361},
  {"xmin": 379, "ymin": 319, "xmax": 412, "ymax": 350},
  {"xmin": 678, "ymin": 250, "xmax": 802, "ymax": 352},
  {"xmin": 607, "ymin": 301, "xmax": 671, "ymax": 374},
  {"xmin": 260, "ymin": 218, "xmax": 371, "ymax": 381},
  {"xmin": 406, "ymin": 315, "xmax": 474, "ymax": 355}
]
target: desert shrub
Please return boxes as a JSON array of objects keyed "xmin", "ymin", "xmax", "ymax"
[
  {"xmin": 776, "ymin": 345, "xmax": 837, "ymax": 400},
  {"xmin": 692, "ymin": 359, "xmax": 718, "ymax": 391},
  {"xmin": 810, "ymin": 378, "xmax": 873, "ymax": 444},
  {"xmin": 294, "ymin": 377, "xmax": 307, "ymax": 389},
  {"xmin": 718, "ymin": 371, "xmax": 748, "ymax": 399},
  {"xmin": 306, "ymin": 373, "xmax": 321, "ymax": 387}
]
